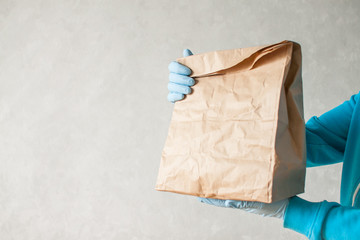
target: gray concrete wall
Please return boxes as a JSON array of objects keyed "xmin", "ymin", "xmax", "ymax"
[{"xmin": 1, "ymin": 0, "xmax": 359, "ymax": 239}]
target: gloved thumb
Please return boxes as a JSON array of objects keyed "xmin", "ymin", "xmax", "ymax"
[{"xmin": 183, "ymin": 49, "xmax": 193, "ymax": 57}]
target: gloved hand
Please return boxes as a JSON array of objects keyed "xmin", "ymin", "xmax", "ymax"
[
  {"xmin": 167, "ymin": 49, "xmax": 195, "ymax": 103},
  {"xmin": 198, "ymin": 197, "xmax": 289, "ymax": 219}
]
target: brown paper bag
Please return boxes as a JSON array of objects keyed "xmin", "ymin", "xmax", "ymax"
[{"xmin": 156, "ymin": 40, "xmax": 306, "ymax": 203}]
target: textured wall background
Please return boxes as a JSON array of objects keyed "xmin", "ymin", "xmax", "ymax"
[{"xmin": 1, "ymin": 0, "xmax": 359, "ymax": 239}]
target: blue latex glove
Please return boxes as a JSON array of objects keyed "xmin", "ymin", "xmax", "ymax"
[
  {"xmin": 167, "ymin": 49, "xmax": 195, "ymax": 103},
  {"xmin": 198, "ymin": 197, "xmax": 289, "ymax": 219}
]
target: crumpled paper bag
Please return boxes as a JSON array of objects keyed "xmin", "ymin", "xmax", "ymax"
[{"xmin": 156, "ymin": 40, "xmax": 306, "ymax": 203}]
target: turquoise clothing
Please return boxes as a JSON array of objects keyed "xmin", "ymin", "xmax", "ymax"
[{"xmin": 283, "ymin": 92, "xmax": 360, "ymax": 239}]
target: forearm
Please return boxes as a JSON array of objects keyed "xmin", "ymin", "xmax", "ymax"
[
  {"xmin": 322, "ymin": 205, "xmax": 360, "ymax": 239},
  {"xmin": 305, "ymin": 93, "xmax": 358, "ymax": 167},
  {"xmin": 283, "ymin": 196, "xmax": 360, "ymax": 240}
]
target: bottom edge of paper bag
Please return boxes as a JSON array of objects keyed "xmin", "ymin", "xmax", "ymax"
[{"xmin": 155, "ymin": 185, "xmax": 279, "ymax": 204}]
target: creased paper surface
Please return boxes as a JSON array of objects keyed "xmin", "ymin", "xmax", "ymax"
[{"xmin": 156, "ymin": 40, "xmax": 306, "ymax": 203}]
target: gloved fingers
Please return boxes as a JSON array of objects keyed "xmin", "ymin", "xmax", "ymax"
[
  {"xmin": 167, "ymin": 92, "xmax": 184, "ymax": 103},
  {"xmin": 183, "ymin": 49, "xmax": 193, "ymax": 57},
  {"xmin": 198, "ymin": 197, "xmax": 227, "ymax": 208},
  {"xmin": 224, "ymin": 200, "xmax": 247, "ymax": 209},
  {"xmin": 241, "ymin": 208, "xmax": 268, "ymax": 217},
  {"xmin": 169, "ymin": 73, "xmax": 195, "ymax": 86},
  {"xmin": 199, "ymin": 197, "xmax": 247, "ymax": 209},
  {"xmin": 242, "ymin": 199, "xmax": 289, "ymax": 218},
  {"xmin": 198, "ymin": 197, "xmax": 289, "ymax": 219},
  {"xmin": 168, "ymin": 61, "xmax": 192, "ymax": 75},
  {"xmin": 168, "ymin": 82, "xmax": 192, "ymax": 95},
  {"xmin": 241, "ymin": 201, "xmax": 261, "ymax": 209}
]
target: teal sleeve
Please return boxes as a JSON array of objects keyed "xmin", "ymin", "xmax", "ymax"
[
  {"xmin": 322, "ymin": 205, "xmax": 360, "ymax": 239},
  {"xmin": 283, "ymin": 196, "xmax": 360, "ymax": 239},
  {"xmin": 306, "ymin": 93, "xmax": 358, "ymax": 167}
]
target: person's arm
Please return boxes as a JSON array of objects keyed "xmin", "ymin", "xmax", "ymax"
[
  {"xmin": 305, "ymin": 93, "xmax": 358, "ymax": 167},
  {"xmin": 284, "ymin": 196, "xmax": 360, "ymax": 240}
]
